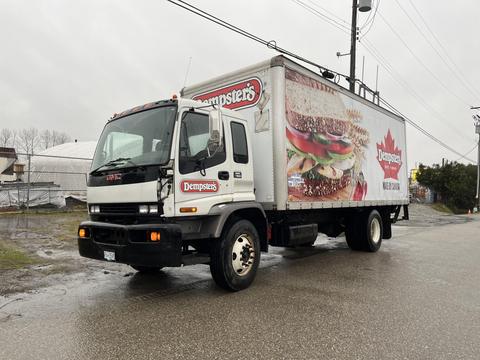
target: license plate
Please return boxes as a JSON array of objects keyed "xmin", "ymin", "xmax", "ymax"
[{"xmin": 104, "ymin": 251, "xmax": 115, "ymax": 261}]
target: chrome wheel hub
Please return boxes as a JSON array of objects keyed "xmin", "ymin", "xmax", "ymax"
[
  {"xmin": 232, "ymin": 233, "xmax": 255, "ymax": 276},
  {"xmin": 370, "ymin": 217, "xmax": 381, "ymax": 244}
]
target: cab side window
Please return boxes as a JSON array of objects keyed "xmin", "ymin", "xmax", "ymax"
[
  {"xmin": 179, "ymin": 111, "xmax": 226, "ymax": 174},
  {"xmin": 231, "ymin": 122, "xmax": 248, "ymax": 164}
]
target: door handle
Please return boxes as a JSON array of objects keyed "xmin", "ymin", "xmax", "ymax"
[{"xmin": 218, "ymin": 171, "xmax": 230, "ymax": 180}]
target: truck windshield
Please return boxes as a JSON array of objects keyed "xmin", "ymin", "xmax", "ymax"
[{"xmin": 91, "ymin": 105, "xmax": 177, "ymax": 173}]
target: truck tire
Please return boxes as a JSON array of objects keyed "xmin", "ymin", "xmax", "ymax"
[
  {"xmin": 345, "ymin": 209, "xmax": 383, "ymax": 252},
  {"xmin": 363, "ymin": 210, "xmax": 383, "ymax": 252},
  {"xmin": 345, "ymin": 215, "xmax": 363, "ymax": 251},
  {"xmin": 210, "ymin": 219, "xmax": 261, "ymax": 291},
  {"xmin": 130, "ymin": 265, "xmax": 163, "ymax": 273},
  {"xmin": 382, "ymin": 217, "xmax": 392, "ymax": 239}
]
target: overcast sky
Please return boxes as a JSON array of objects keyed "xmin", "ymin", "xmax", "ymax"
[{"xmin": 0, "ymin": 0, "xmax": 479, "ymax": 170}]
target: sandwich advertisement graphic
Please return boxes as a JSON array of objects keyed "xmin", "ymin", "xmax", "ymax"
[{"xmin": 285, "ymin": 68, "xmax": 405, "ymax": 202}]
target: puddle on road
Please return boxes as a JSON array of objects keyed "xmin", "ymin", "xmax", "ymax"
[
  {"xmin": 1, "ymin": 204, "xmax": 473, "ymax": 324},
  {"xmin": 0, "ymin": 233, "xmax": 348, "ymax": 324}
]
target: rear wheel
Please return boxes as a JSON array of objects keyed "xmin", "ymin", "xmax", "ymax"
[
  {"xmin": 130, "ymin": 265, "xmax": 163, "ymax": 273},
  {"xmin": 365, "ymin": 211, "xmax": 383, "ymax": 252},
  {"xmin": 210, "ymin": 219, "xmax": 260, "ymax": 291},
  {"xmin": 345, "ymin": 209, "xmax": 383, "ymax": 252},
  {"xmin": 345, "ymin": 216, "xmax": 363, "ymax": 251},
  {"xmin": 382, "ymin": 213, "xmax": 392, "ymax": 239}
]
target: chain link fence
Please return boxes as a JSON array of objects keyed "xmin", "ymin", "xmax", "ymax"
[{"xmin": 0, "ymin": 151, "xmax": 92, "ymax": 210}]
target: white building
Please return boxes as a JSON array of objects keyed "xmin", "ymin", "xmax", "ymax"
[{"xmin": 29, "ymin": 141, "xmax": 96, "ymax": 201}]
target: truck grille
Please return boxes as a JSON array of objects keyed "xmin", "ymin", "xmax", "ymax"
[
  {"xmin": 99, "ymin": 203, "xmax": 139, "ymax": 214},
  {"xmin": 90, "ymin": 203, "xmax": 164, "ymax": 224}
]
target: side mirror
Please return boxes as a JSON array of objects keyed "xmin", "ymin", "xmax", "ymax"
[{"xmin": 208, "ymin": 109, "xmax": 223, "ymax": 148}]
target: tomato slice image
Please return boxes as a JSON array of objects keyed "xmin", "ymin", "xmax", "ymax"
[
  {"xmin": 327, "ymin": 142, "xmax": 353, "ymax": 155},
  {"xmin": 286, "ymin": 128, "xmax": 328, "ymax": 157},
  {"xmin": 286, "ymin": 123, "xmax": 310, "ymax": 141}
]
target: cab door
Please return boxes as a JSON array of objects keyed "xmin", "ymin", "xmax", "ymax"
[
  {"xmin": 228, "ymin": 118, "xmax": 254, "ymax": 202},
  {"xmin": 174, "ymin": 110, "xmax": 233, "ymax": 216}
]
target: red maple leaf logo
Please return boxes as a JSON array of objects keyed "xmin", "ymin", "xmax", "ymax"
[{"xmin": 376, "ymin": 130, "xmax": 402, "ymax": 180}]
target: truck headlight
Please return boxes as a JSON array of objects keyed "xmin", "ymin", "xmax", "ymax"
[
  {"xmin": 149, "ymin": 205, "xmax": 158, "ymax": 214},
  {"xmin": 139, "ymin": 205, "xmax": 149, "ymax": 214},
  {"xmin": 90, "ymin": 205, "xmax": 100, "ymax": 213}
]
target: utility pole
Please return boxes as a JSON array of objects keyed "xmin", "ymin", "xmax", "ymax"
[
  {"xmin": 473, "ymin": 107, "xmax": 480, "ymax": 210},
  {"xmin": 349, "ymin": 0, "xmax": 371, "ymax": 93},
  {"xmin": 476, "ymin": 119, "xmax": 480, "ymax": 210},
  {"xmin": 349, "ymin": 0, "xmax": 358, "ymax": 93}
]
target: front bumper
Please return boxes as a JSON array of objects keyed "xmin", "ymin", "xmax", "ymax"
[{"xmin": 78, "ymin": 221, "xmax": 182, "ymax": 267}]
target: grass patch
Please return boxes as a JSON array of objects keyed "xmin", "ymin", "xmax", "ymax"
[
  {"xmin": 0, "ymin": 241, "xmax": 39, "ymax": 270},
  {"xmin": 431, "ymin": 203, "xmax": 454, "ymax": 214},
  {"xmin": 0, "ymin": 209, "xmax": 87, "ymax": 217},
  {"xmin": 65, "ymin": 218, "xmax": 82, "ymax": 234}
]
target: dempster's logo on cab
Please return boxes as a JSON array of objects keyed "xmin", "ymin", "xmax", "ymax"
[
  {"xmin": 181, "ymin": 180, "xmax": 219, "ymax": 193},
  {"xmin": 192, "ymin": 77, "xmax": 262, "ymax": 110},
  {"xmin": 376, "ymin": 129, "xmax": 402, "ymax": 180}
]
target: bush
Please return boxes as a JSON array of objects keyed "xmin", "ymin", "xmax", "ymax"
[{"xmin": 417, "ymin": 162, "xmax": 477, "ymax": 213}]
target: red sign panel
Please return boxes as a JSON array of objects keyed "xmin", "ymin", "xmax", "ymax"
[
  {"xmin": 376, "ymin": 130, "xmax": 402, "ymax": 180},
  {"xmin": 192, "ymin": 77, "xmax": 263, "ymax": 110},
  {"xmin": 180, "ymin": 180, "xmax": 219, "ymax": 193}
]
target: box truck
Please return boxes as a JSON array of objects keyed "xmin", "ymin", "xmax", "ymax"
[{"xmin": 78, "ymin": 56, "xmax": 409, "ymax": 291}]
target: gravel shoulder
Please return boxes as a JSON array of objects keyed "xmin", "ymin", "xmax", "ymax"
[
  {"xmin": 0, "ymin": 211, "xmax": 124, "ymax": 296},
  {"xmin": 396, "ymin": 203, "xmax": 472, "ymax": 227}
]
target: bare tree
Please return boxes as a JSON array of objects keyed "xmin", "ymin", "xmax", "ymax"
[
  {"xmin": 3, "ymin": 128, "xmax": 71, "ymax": 153},
  {"xmin": 18, "ymin": 128, "xmax": 39, "ymax": 154},
  {"xmin": 51, "ymin": 130, "xmax": 71, "ymax": 146},
  {"xmin": 40, "ymin": 129, "xmax": 52, "ymax": 150},
  {"xmin": 11, "ymin": 129, "xmax": 17, "ymax": 149},
  {"xmin": 56, "ymin": 131, "xmax": 71, "ymax": 145},
  {"xmin": 0, "ymin": 128, "xmax": 12, "ymax": 147}
]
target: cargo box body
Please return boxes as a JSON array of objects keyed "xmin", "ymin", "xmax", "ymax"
[{"xmin": 182, "ymin": 56, "xmax": 408, "ymax": 211}]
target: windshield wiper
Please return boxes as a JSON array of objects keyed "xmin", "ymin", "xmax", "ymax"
[{"xmin": 90, "ymin": 157, "xmax": 135, "ymax": 174}]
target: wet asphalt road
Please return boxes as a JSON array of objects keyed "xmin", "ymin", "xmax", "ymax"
[{"xmin": 1, "ymin": 216, "xmax": 480, "ymax": 359}]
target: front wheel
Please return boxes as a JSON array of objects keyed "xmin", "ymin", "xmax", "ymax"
[{"xmin": 210, "ymin": 219, "xmax": 261, "ymax": 291}]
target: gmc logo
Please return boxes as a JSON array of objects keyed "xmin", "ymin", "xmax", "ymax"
[{"xmin": 106, "ymin": 173, "xmax": 122, "ymax": 182}]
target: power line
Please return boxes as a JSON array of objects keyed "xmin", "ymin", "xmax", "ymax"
[
  {"xmin": 291, "ymin": 0, "xmax": 350, "ymax": 33},
  {"xmin": 359, "ymin": 0, "xmax": 380, "ymax": 39},
  {"xmin": 380, "ymin": 97, "xmax": 476, "ymax": 163},
  {"xmin": 290, "ymin": 0, "xmax": 477, "ymax": 159},
  {"xmin": 454, "ymin": 144, "xmax": 478, "ymax": 163},
  {"xmin": 292, "ymin": 0, "xmax": 475, "ymax": 141},
  {"xmin": 359, "ymin": 0, "xmax": 375, "ymax": 29},
  {"xmin": 168, "ymin": 0, "xmax": 475, "ymax": 163},
  {"xmin": 291, "ymin": 0, "xmax": 470, "ymax": 142},
  {"xmin": 377, "ymin": 11, "xmax": 471, "ymax": 108},
  {"xmin": 393, "ymin": 0, "xmax": 480, "ymax": 104},
  {"xmin": 167, "ymin": 0, "xmax": 349, "ymax": 80},
  {"xmin": 360, "ymin": 39, "xmax": 475, "ymax": 142},
  {"xmin": 289, "ymin": 0, "xmax": 476, "ymax": 147},
  {"xmin": 304, "ymin": 0, "xmax": 349, "ymax": 27},
  {"xmin": 406, "ymin": 0, "xmax": 480, "ymax": 101}
]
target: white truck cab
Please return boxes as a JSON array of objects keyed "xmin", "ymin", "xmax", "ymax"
[{"xmin": 79, "ymin": 97, "xmax": 266, "ymax": 291}]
